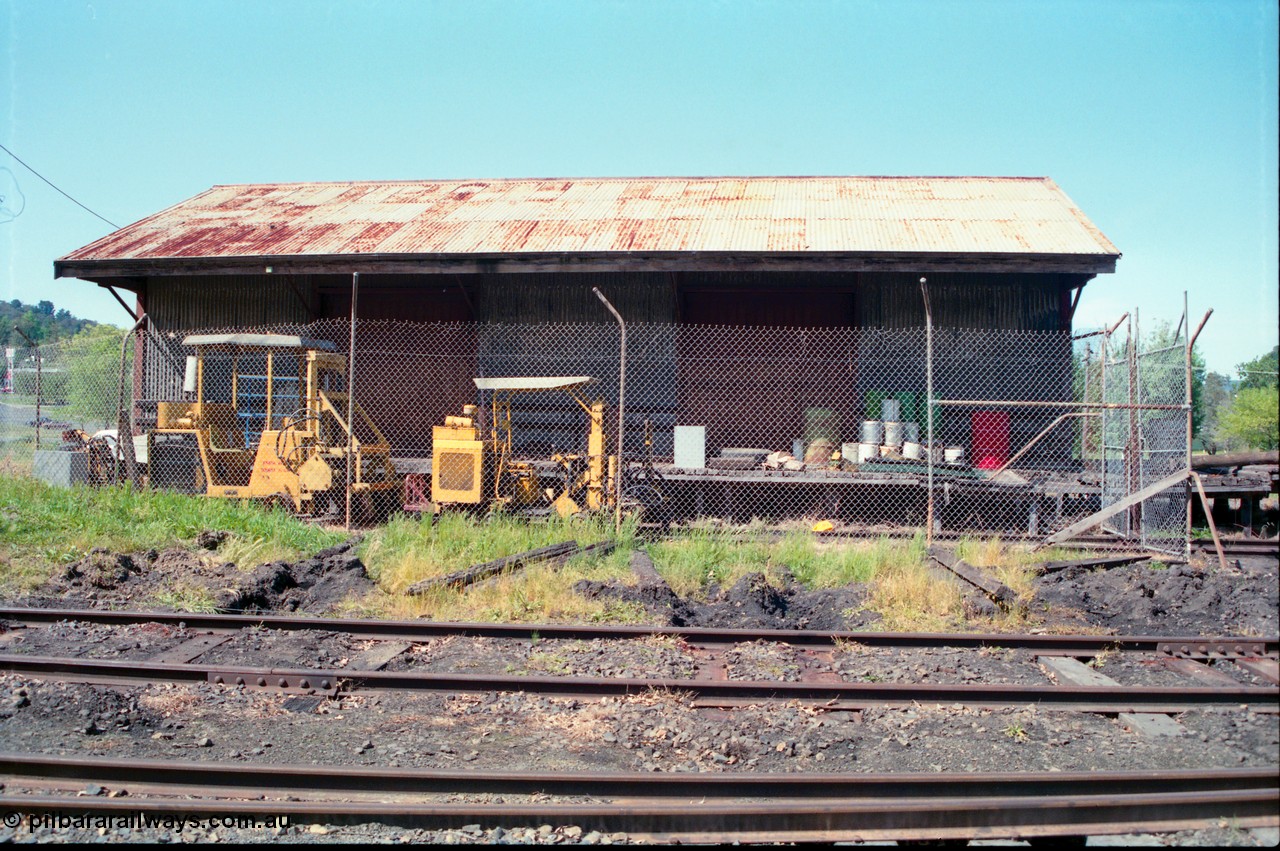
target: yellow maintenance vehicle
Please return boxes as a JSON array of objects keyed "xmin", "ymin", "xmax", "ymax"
[
  {"xmin": 432, "ymin": 376, "xmax": 628, "ymax": 517},
  {"xmin": 147, "ymin": 333, "xmax": 399, "ymax": 519}
]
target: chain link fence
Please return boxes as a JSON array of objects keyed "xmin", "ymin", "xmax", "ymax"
[{"xmin": 5, "ymin": 310, "xmax": 1192, "ymax": 554}]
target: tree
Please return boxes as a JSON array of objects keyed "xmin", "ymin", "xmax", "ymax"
[
  {"xmin": 59, "ymin": 325, "xmax": 126, "ymax": 429},
  {"xmin": 1, "ymin": 299, "xmax": 100, "ymax": 347},
  {"xmin": 1237, "ymin": 345, "xmax": 1279, "ymax": 391},
  {"xmin": 1139, "ymin": 320, "xmax": 1206, "ymax": 438},
  {"xmin": 1218, "ymin": 386, "xmax": 1279, "ymax": 451},
  {"xmin": 1199, "ymin": 371, "xmax": 1233, "ymax": 453}
]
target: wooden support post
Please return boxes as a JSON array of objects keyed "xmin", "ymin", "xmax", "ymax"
[
  {"xmin": 405, "ymin": 541, "xmax": 579, "ymax": 595},
  {"xmin": 928, "ymin": 547, "xmax": 1019, "ymax": 611},
  {"xmin": 1189, "ymin": 472, "xmax": 1228, "ymax": 571},
  {"xmin": 1037, "ymin": 469, "xmax": 1191, "ymax": 549}
]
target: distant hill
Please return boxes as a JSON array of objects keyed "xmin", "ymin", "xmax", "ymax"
[{"xmin": 2, "ymin": 299, "xmax": 100, "ymax": 347}]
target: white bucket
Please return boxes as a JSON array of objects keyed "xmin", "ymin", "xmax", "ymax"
[
  {"xmin": 841, "ymin": 442, "xmax": 860, "ymax": 463},
  {"xmin": 858, "ymin": 442, "xmax": 879, "ymax": 463},
  {"xmin": 860, "ymin": 420, "xmax": 883, "ymax": 444},
  {"xmin": 883, "ymin": 420, "xmax": 904, "ymax": 447},
  {"xmin": 944, "ymin": 446, "xmax": 965, "ymax": 465},
  {"xmin": 903, "ymin": 422, "xmax": 920, "ymax": 443},
  {"xmin": 881, "ymin": 398, "xmax": 901, "ymax": 422},
  {"xmin": 902, "ymin": 441, "xmax": 923, "ymax": 460}
]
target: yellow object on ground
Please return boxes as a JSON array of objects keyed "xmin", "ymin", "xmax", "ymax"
[{"xmin": 812, "ymin": 520, "xmax": 835, "ymax": 533}]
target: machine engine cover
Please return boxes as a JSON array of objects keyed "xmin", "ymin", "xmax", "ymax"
[{"xmin": 298, "ymin": 455, "xmax": 334, "ymax": 492}]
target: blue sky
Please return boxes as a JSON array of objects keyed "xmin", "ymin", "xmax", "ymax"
[{"xmin": 2, "ymin": 0, "xmax": 1276, "ymax": 373}]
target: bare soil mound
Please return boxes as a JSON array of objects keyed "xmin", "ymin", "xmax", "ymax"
[
  {"xmin": 21, "ymin": 534, "xmax": 373, "ymax": 616},
  {"xmin": 215, "ymin": 539, "xmax": 374, "ymax": 614},
  {"xmin": 1033, "ymin": 556, "xmax": 1279, "ymax": 636},
  {"xmin": 575, "ymin": 568, "xmax": 873, "ymax": 631}
]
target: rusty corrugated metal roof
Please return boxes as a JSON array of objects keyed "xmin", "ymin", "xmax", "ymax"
[{"xmin": 58, "ymin": 176, "xmax": 1119, "ymax": 264}]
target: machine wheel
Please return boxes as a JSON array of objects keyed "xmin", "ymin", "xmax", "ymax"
[
  {"xmin": 622, "ymin": 482, "xmax": 667, "ymax": 524},
  {"xmin": 259, "ymin": 492, "xmax": 292, "ymax": 514}
]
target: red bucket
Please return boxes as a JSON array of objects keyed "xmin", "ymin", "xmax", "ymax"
[{"xmin": 971, "ymin": 411, "xmax": 1010, "ymax": 471}]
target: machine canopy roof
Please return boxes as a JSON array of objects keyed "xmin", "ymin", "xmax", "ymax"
[
  {"xmin": 473, "ymin": 376, "xmax": 596, "ymax": 392},
  {"xmin": 182, "ymin": 333, "xmax": 338, "ymax": 351}
]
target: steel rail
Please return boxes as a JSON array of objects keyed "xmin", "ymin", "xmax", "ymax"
[
  {"xmin": 642, "ymin": 526, "xmax": 1279, "ymax": 556},
  {"xmin": 2, "ymin": 753, "xmax": 1273, "ymax": 801},
  {"xmin": 1, "ymin": 653, "xmax": 1274, "ymax": 712},
  {"xmin": 0, "ymin": 790, "xmax": 1274, "ymax": 841},
  {"xmin": 1, "ymin": 606, "xmax": 1274, "ymax": 657}
]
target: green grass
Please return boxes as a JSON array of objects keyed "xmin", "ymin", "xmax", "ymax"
[
  {"xmin": 152, "ymin": 584, "xmax": 221, "ymax": 613},
  {"xmin": 648, "ymin": 528, "xmax": 924, "ymax": 600},
  {"xmin": 359, "ymin": 511, "xmax": 638, "ymax": 593},
  {"xmin": 350, "ymin": 510, "xmax": 643, "ymax": 623},
  {"xmin": 0, "ymin": 471, "xmax": 347, "ymax": 593}
]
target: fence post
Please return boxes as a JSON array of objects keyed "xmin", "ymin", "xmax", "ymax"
[
  {"xmin": 1185, "ymin": 304, "xmax": 1214, "ymax": 564},
  {"xmin": 12, "ymin": 327, "xmax": 39, "ymax": 451},
  {"xmin": 117, "ymin": 314, "xmax": 148, "ymax": 487},
  {"xmin": 345, "ymin": 272, "xmax": 359, "ymax": 531},
  {"xmin": 921, "ymin": 278, "xmax": 934, "ymax": 546},
  {"xmin": 593, "ymin": 288, "xmax": 625, "ymax": 533}
]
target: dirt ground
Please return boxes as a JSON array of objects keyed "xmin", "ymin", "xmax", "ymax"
[{"xmin": 0, "ymin": 534, "xmax": 1277, "ymax": 845}]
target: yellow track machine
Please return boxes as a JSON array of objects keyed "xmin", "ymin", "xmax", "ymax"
[
  {"xmin": 148, "ymin": 333, "xmax": 399, "ymax": 519},
  {"xmin": 432, "ymin": 376, "xmax": 623, "ymax": 517}
]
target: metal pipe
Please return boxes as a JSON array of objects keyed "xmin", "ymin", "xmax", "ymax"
[
  {"xmin": 933, "ymin": 399, "xmax": 1187, "ymax": 411},
  {"xmin": 921, "ymin": 277, "xmax": 934, "ymax": 546},
  {"xmin": 593, "ymin": 287, "xmax": 625, "ymax": 532},
  {"xmin": 1081, "ymin": 343, "xmax": 1093, "ymax": 472},
  {"xmin": 1074, "ymin": 313, "xmax": 1131, "ymax": 341},
  {"xmin": 1100, "ymin": 324, "xmax": 1109, "ymax": 508},
  {"xmin": 1127, "ymin": 313, "xmax": 1138, "ymax": 537},
  {"xmin": 1184, "ymin": 293, "xmax": 1192, "ymax": 563},
  {"xmin": 1185, "ymin": 307, "xmax": 1214, "ymax": 557},
  {"xmin": 1188, "ymin": 309, "xmax": 1213, "ymax": 350},
  {"xmin": 116, "ymin": 314, "xmax": 148, "ymax": 486},
  {"xmin": 990, "ymin": 412, "xmax": 1099, "ymax": 478},
  {"xmin": 12, "ymin": 326, "xmax": 39, "ymax": 451},
  {"xmin": 345, "ymin": 272, "xmax": 359, "ymax": 531}
]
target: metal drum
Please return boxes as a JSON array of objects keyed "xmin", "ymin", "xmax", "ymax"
[
  {"xmin": 861, "ymin": 420, "xmax": 884, "ymax": 445},
  {"xmin": 881, "ymin": 398, "xmax": 901, "ymax": 422},
  {"xmin": 883, "ymin": 420, "xmax": 904, "ymax": 447}
]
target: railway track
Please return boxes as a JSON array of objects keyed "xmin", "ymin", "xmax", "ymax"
[
  {"xmin": 1, "ymin": 607, "xmax": 1276, "ymax": 842},
  {"xmin": 0, "ymin": 606, "xmax": 1276, "ymax": 712},
  {"xmin": 0, "ymin": 755, "xmax": 1275, "ymax": 843}
]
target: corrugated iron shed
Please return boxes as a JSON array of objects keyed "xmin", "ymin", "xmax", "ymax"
[{"xmin": 56, "ymin": 176, "xmax": 1119, "ymax": 278}]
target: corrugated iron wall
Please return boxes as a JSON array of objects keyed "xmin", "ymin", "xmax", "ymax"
[
  {"xmin": 143, "ymin": 270, "xmax": 1083, "ymax": 332},
  {"xmin": 856, "ymin": 272, "xmax": 1079, "ymax": 331},
  {"xmin": 474, "ymin": 272, "xmax": 678, "ymax": 323},
  {"xmin": 144, "ymin": 275, "xmax": 315, "ymax": 330}
]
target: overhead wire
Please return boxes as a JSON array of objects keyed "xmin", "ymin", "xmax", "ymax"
[{"xmin": 0, "ymin": 142, "xmax": 120, "ymax": 229}]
